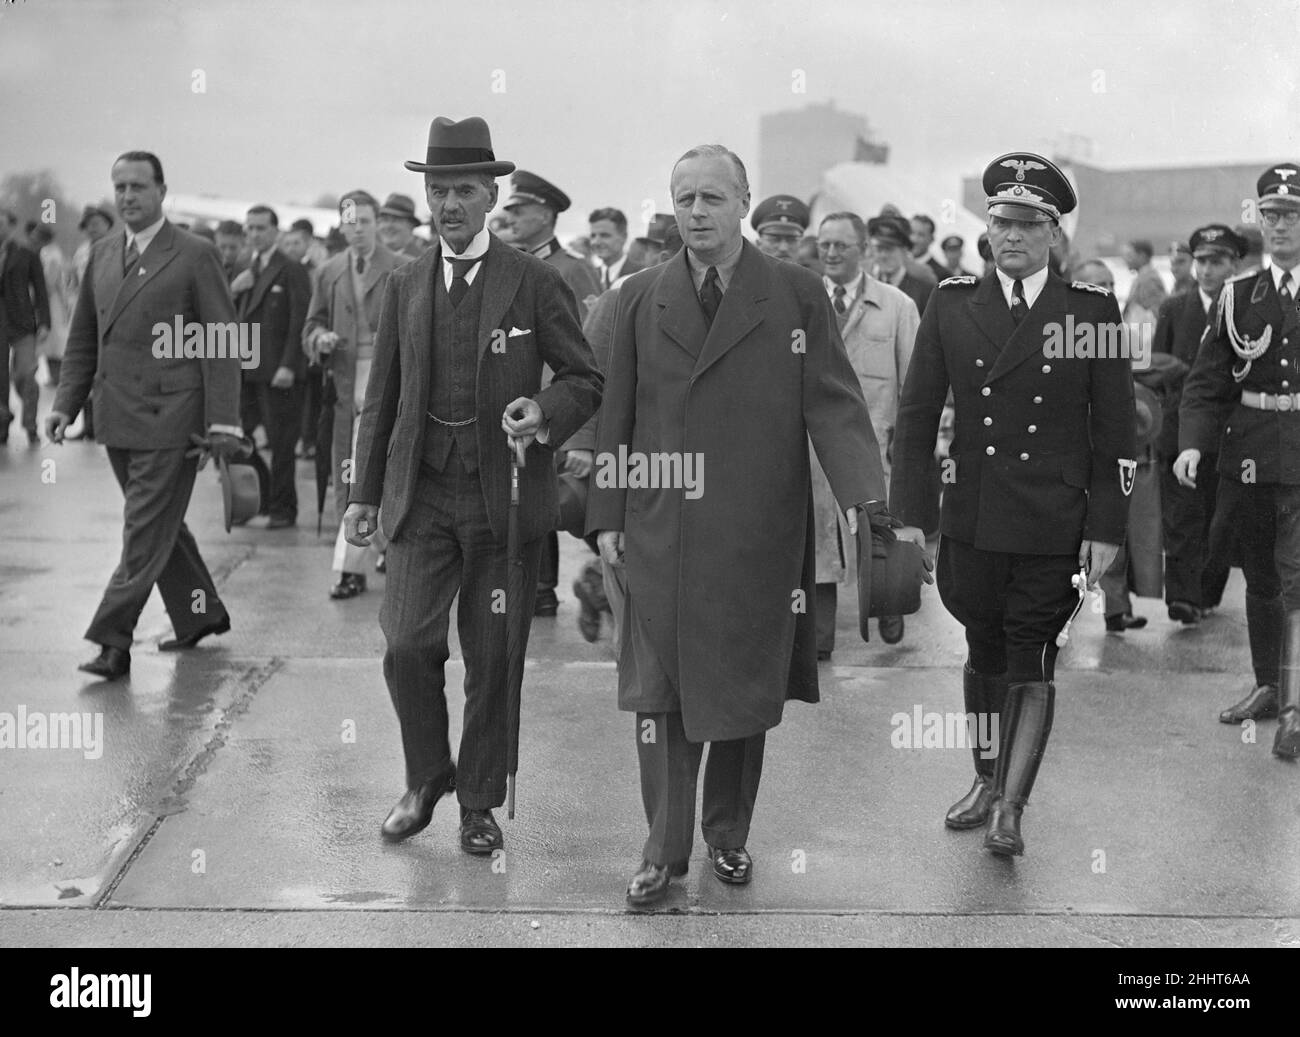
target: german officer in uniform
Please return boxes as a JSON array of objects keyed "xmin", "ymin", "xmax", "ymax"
[
  {"xmin": 891, "ymin": 152, "xmax": 1136, "ymax": 856},
  {"xmin": 1153, "ymin": 224, "xmax": 1246, "ymax": 625},
  {"xmin": 1176, "ymin": 164, "xmax": 1300, "ymax": 759},
  {"xmin": 750, "ymin": 194, "xmax": 809, "ymax": 263}
]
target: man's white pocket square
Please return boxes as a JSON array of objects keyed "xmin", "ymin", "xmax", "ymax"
[{"xmin": 507, "ymin": 326, "xmax": 531, "ymax": 337}]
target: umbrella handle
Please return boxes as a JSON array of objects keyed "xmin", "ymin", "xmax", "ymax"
[{"xmin": 507, "ymin": 773, "xmax": 516, "ymax": 820}]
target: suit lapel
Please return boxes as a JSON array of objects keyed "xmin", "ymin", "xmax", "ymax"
[
  {"xmin": 242, "ymin": 249, "xmax": 283, "ymax": 317},
  {"xmin": 105, "ymin": 221, "xmax": 180, "ymax": 333},
  {"xmin": 476, "ymin": 235, "xmax": 525, "ymax": 358},
  {"xmin": 407, "ymin": 246, "xmax": 436, "ymax": 408},
  {"xmin": 654, "ymin": 248, "xmax": 708, "ymax": 361},
  {"xmin": 838, "ymin": 274, "xmax": 872, "ymax": 341},
  {"xmin": 94, "ymin": 232, "xmax": 128, "ymax": 318},
  {"xmin": 966, "ymin": 272, "xmax": 1015, "ymax": 355},
  {"xmin": 985, "ymin": 272, "xmax": 1066, "ymax": 384}
]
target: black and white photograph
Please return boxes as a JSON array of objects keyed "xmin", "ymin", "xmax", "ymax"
[{"xmin": 0, "ymin": 0, "xmax": 1297, "ymax": 989}]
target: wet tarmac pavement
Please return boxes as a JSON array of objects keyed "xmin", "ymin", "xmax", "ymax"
[{"xmin": 2, "ymin": 393, "xmax": 1299, "ymax": 947}]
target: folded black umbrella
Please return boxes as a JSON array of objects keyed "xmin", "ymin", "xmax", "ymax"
[{"xmin": 315, "ymin": 366, "xmax": 337, "ymax": 537}]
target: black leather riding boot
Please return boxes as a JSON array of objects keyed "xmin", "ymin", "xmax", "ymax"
[
  {"xmin": 1220, "ymin": 593, "xmax": 1283, "ymax": 723},
  {"xmin": 945, "ymin": 664, "xmax": 1006, "ymax": 829},
  {"xmin": 1274, "ymin": 611, "xmax": 1300, "ymax": 759},
  {"xmin": 984, "ymin": 681, "xmax": 1055, "ymax": 857}
]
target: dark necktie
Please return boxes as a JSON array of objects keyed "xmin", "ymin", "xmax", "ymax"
[
  {"xmin": 355, "ymin": 254, "xmax": 366, "ymax": 276},
  {"xmin": 1010, "ymin": 277, "xmax": 1028, "ymax": 326},
  {"xmin": 833, "ymin": 284, "xmax": 847, "ymax": 314},
  {"xmin": 123, "ymin": 237, "xmax": 139, "ymax": 278},
  {"xmin": 1281, "ymin": 270, "xmax": 1294, "ymax": 307},
  {"xmin": 447, "ymin": 256, "xmax": 477, "ymax": 308},
  {"xmin": 250, "ymin": 252, "xmax": 261, "ymax": 279},
  {"xmin": 699, "ymin": 266, "xmax": 722, "ymax": 327}
]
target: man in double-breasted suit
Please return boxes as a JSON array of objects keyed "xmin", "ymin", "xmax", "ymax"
[
  {"xmin": 303, "ymin": 192, "xmax": 410, "ymax": 598},
  {"xmin": 46, "ymin": 151, "xmax": 244, "ymax": 680},
  {"xmin": 891, "ymin": 152, "xmax": 1135, "ymax": 857},
  {"xmin": 233, "ymin": 205, "xmax": 312, "ymax": 528},
  {"xmin": 345, "ymin": 116, "xmax": 601, "ymax": 855},
  {"xmin": 587, "ymin": 145, "xmax": 926, "ymax": 907}
]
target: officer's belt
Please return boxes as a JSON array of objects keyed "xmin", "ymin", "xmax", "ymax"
[
  {"xmin": 428, "ymin": 411, "xmax": 477, "ymax": 427},
  {"xmin": 1242, "ymin": 390, "xmax": 1300, "ymax": 412}
]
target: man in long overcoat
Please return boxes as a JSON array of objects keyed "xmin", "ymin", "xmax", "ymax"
[{"xmin": 587, "ymin": 144, "xmax": 925, "ymax": 906}]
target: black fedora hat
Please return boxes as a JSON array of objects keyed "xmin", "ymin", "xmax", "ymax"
[
  {"xmin": 404, "ymin": 116, "xmax": 516, "ymax": 176},
  {"xmin": 856, "ymin": 528, "xmax": 926, "ymax": 638}
]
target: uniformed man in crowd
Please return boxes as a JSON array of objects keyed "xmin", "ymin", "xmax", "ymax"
[
  {"xmin": 941, "ymin": 235, "xmax": 973, "ymax": 277},
  {"xmin": 891, "ymin": 152, "xmax": 1136, "ymax": 856},
  {"xmin": 1176, "ymin": 164, "xmax": 1300, "ymax": 758},
  {"xmin": 1169, "ymin": 239, "xmax": 1196, "ymax": 296},
  {"xmin": 1154, "ymin": 225, "xmax": 1245, "ymax": 626},
  {"xmin": 503, "ymin": 170, "xmax": 602, "ymax": 616},
  {"xmin": 750, "ymin": 194, "xmax": 809, "ymax": 262}
]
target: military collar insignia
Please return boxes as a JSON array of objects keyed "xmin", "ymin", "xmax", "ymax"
[
  {"xmin": 1071, "ymin": 280, "xmax": 1111, "ymax": 296},
  {"xmin": 938, "ymin": 274, "xmax": 977, "ymax": 288},
  {"xmin": 1118, "ymin": 459, "xmax": 1136, "ymax": 497}
]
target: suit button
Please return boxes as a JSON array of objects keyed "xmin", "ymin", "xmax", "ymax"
[
  {"xmin": 1020, "ymin": 452, "xmax": 1029, "ymax": 460},
  {"xmin": 1284, "ymin": 359, "xmax": 1290, "ymax": 367},
  {"xmin": 982, "ymin": 387, "xmax": 991, "ymax": 397},
  {"xmin": 1042, "ymin": 364, "xmax": 1052, "ymax": 373},
  {"xmin": 975, "ymin": 358, "xmax": 985, "ymax": 367},
  {"xmin": 1033, "ymin": 396, "xmax": 1043, "ymax": 404},
  {"xmin": 1285, "ymin": 381, "xmax": 1291, "ymax": 389},
  {"xmin": 983, "ymin": 417, "xmax": 992, "ymax": 426},
  {"xmin": 1028, "ymin": 425, "xmax": 1037, "ymax": 433},
  {"xmin": 986, "ymin": 446, "xmax": 996, "ymax": 455}
]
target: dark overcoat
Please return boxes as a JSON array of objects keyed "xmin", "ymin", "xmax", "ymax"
[{"xmin": 585, "ymin": 241, "xmax": 885, "ymax": 742}]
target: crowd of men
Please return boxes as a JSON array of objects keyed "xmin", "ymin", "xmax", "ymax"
[{"xmin": 4, "ymin": 123, "xmax": 1298, "ymax": 906}]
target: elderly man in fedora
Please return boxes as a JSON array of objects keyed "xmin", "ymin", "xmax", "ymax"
[
  {"xmin": 345, "ymin": 116, "xmax": 602, "ymax": 854},
  {"xmin": 377, "ymin": 193, "xmax": 428, "ymax": 260}
]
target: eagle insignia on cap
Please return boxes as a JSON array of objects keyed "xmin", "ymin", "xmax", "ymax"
[
  {"xmin": 776, "ymin": 199, "xmax": 792, "ymax": 210},
  {"xmin": 938, "ymin": 275, "xmax": 977, "ymax": 288},
  {"xmin": 1277, "ymin": 168, "xmax": 1297, "ymax": 181},
  {"xmin": 1203, "ymin": 228, "xmax": 1222, "ymax": 240},
  {"xmin": 1001, "ymin": 158, "xmax": 1047, "ymax": 182},
  {"xmin": 1071, "ymin": 280, "xmax": 1111, "ymax": 296}
]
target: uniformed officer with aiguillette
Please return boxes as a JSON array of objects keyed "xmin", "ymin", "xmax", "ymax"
[
  {"xmin": 891, "ymin": 153, "xmax": 1136, "ymax": 856},
  {"xmin": 1176, "ymin": 163, "xmax": 1300, "ymax": 759}
]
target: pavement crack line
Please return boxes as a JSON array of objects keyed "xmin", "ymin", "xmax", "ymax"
[{"xmin": 92, "ymin": 657, "xmax": 285, "ymax": 909}]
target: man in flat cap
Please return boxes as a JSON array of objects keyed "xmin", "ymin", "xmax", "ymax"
[
  {"xmin": 751, "ymin": 194, "xmax": 809, "ymax": 263},
  {"xmin": 1154, "ymin": 225, "xmax": 1245, "ymax": 627},
  {"xmin": 377, "ymin": 193, "xmax": 428, "ymax": 260},
  {"xmin": 941, "ymin": 235, "xmax": 973, "ymax": 278},
  {"xmin": 345, "ymin": 117, "xmax": 602, "ymax": 852},
  {"xmin": 891, "ymin": 151, "xmax": 1135, "ymax": 856},
  {"xmin": 503, "ymin": 170, "xmax": 603, "ymax": 617},
  {"xmin": 869, "ymin": 214, "xmax": 934, "ymax": 319},
  {"xmin": 588, "ymin": 144, "xmax": 924, "ymax": 906},
  {"xmin": 1177, "ymin": 164, "xmax": 1300, "ymax": 758}
]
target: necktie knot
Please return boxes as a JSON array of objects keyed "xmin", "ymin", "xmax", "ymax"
[
  {"xmin": 355, "ymin": 254, "xmax": 366, "ymax": 275},
  {"xmin": 1282, "ymin": 270, "xmax": 1294, "ymax": 300},
  {"xmin": 446, "ymin": 256, "xmax": 478, "ymax": 308},
  {"xmin": 447, "ymin": 257, "xmax": 478, "ymax": 279},
  {"xmin": 1010, "ymin": 278, "xmax": 1028, "ymax": 326},
  {"xmin": 123, "ymin": 238, "xmax": 140, "ymax": 277},
  {"xmin": 833, "ymin": 284, "xmax": 847, "ymax": 314}
]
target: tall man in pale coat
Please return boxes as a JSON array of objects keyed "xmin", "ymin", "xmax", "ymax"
[
  {"xmin": 303, "ymin": 191, "xmax": 410, "ymax": 599},
  {"xmin": 587, "ymin": 145, "xmax": 926, "ymax": 907},
  {"xmin": 811, "ymin": 211, "xmax": 919, "ymax": 655}
]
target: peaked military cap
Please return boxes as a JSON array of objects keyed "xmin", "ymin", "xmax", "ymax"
[
  {"xmin": 1258, "ymin": 163, "xmax": 1300, "ymax": 209},
  {"xmin": 503, "ymin": 170, "xmax": 571, "ymax": 213},
  {"xmin": 983, "ymin": 151, "xmax": 1076, "ymax": 222},
  {"xmin": 751, "ymin": 194, "xmax": 809, "ymax": 234},
  {"xmin": 1189, "ymin": 224, "xmax": 1247, "ymax": 259},
  {"xmin": 866, "ymin": 214, "xmax": 912, "ymax": 249}
]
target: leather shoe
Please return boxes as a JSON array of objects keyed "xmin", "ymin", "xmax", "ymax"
[
  {"xmin": 878, "ymin": 614, "xmax": 905, "ymax": 644},
  {"xmin": 707, "ymin": 844, "xmax": 752, "ymax": 885},
  {"xmin": 626, "ymin": 859, "xmax": 688, "ymax": 907},
  {"xmin": 1167, "ymin": 601, "xmax": 1201, "ymax": 625},
  {"xmin": 1218, "ymin": 684, "xmax": 1278, "ymax": 724},
  {"xmin": 534, "ymin": 590, "xmax": 558, "ymax": 617},
  {"xmin": 983, "ymin": 801, "xmax": 1025, "ymax": 856},
  {"xmin": 572, "ymin": 566, "xmax": 607, "ymax": 643},
  {"xmin": 459, "ymin": 807, "xmax": 503, "ymax": 855},
  {"xmin": 380, "ymin": 767, "xmax": 456, "ymax": 842},
  {"xmin": 78, "ymin": 645, "xmax": 130, "ymax": 680},
  {"xmin": 329, "ymin": 573, "xmax": 366, "ymax": 599},
  {"xmin": 817, "ymin": 649, "xmax": 832, "ymax": 661},
  {"xmin": 159, "ymin": 614, "xmax": 231, "ymax": 651},
  {"xmin": 945, "ymin": 776, "xmax": 996, "ymax": 830},
  {"xmin": 1105, "ymin": 613, "xmax": 1147, "ymax": 632}
]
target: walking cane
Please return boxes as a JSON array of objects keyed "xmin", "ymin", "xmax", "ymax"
[{"xmin": 505, "ymin": 436, "xmax": 527, "ymax": 819}]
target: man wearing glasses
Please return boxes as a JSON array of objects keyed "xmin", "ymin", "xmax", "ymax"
[{"xmin": 1177, "ymin": 163, "xmax": 1300, "ymax": 759}]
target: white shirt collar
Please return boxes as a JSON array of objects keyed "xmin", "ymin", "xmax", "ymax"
[
  {"xmin": 1198, "ymin": 287, "xmax": 1215, "ymax": 312},
  {"xmin": 824, "ymin": 270, "xmax": 866, "ymax": 306},
  {"xmin": 250, "ymin": 243, "xmax": 276, "ymax": 268},
  {"xmin": 125, "ymin": 214, "xmax": 167, "ymax": 256},
  {"xmin": 995, "ymin": 263, "xmax": 1050, "ymax": 309},
  {"xmin": 605, "ymin": 253, "xmax": 627, "ymax": 281},
  {"xmin": 441, "ymin": 225, "xmax": 491, "ymax": 262},
  {"xmin": 1271, "ymin": 260, "xmax": 1300, "ymax": 292}
]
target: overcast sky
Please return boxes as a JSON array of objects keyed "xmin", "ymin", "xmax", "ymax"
[{"xmin": 3, "ymin": 0, "xmax": 1297, "ymax": 240}]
